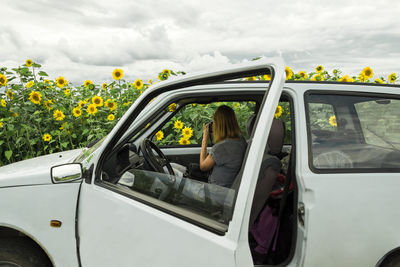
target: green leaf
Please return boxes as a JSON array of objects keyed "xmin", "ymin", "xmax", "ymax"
[
  {"xmin": 61, "ymin": 142, "xmax": 69, "ymax": 148},
  {"xmin": 33, "ymin": 63, "xmax": 41, "ymax": 68},
  {"xmin": 5, "ymin": 150, "xmax": 12, "ymax": 161},
  {"xmin": 38, "ymin": 71, "xmax": 48, "ymax": 76},
  {"xmin": 0, "ymin": 140, "xmax": 4, "ymax": 146},
  {"xmin": 30, "ymin": 139, "xmax": 37, "ymax": 145}
]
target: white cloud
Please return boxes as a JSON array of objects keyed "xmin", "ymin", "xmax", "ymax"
[{"xmin": 1, "ymin": 0, "xmax": 400, "ymax": 84}]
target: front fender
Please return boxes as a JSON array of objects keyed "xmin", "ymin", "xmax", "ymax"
[{"xmin": 0, "ymin": 182, "xmax": 81, "ymax": 267}]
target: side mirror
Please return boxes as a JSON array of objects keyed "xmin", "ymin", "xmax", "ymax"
[{"xmin": 51, "ymin": 163, "xmax": 83, "ymax": 183}]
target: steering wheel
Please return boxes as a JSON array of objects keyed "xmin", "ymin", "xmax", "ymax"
[{"xmin": 140, "ymin": 139, "xmax": 175, "ymax": 175}]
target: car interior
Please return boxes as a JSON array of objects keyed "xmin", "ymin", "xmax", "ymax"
[{"xmin": 99, "ymin": 90, "xmax": 297, "ymax": 266}]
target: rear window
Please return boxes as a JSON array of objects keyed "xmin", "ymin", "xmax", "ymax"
[{"xmin": 306, "ymin": 92, "xmax": 400, "ymax": 172}]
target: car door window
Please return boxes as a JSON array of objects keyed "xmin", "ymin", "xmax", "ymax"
[
  {"xmin": 153, "ymin": 101, "xmax": 256, "ymax": 146},
  {"xmin": 306, "ymin": 92, "xmax": 400, "ymax": 171}
]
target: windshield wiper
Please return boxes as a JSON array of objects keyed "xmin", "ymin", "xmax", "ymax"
[{"xmin": 366, "ymin": 127, "xmax": 399, "ymax": 150}]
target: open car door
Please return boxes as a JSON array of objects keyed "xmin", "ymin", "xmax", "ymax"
[{"xmin": 76, "ymin": 58, "xmax": 286, "ymax": 267}]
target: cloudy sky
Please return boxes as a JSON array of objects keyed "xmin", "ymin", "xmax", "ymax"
[{"xmin": 1, "ymin": 0, "xmax": 400, "ymax": 84}]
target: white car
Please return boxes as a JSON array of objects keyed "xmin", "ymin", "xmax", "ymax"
[{"xmin": 1, "ymin": 59, "xmax": 400, "ymax": 267}]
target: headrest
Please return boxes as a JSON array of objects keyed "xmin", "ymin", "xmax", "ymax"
[{"xmin": 246, "ymin": 114, "xmax": 285, "ymax": 156}]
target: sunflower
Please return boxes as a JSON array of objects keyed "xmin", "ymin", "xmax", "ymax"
[
  {"xmin": 133, "ymin": 78, "xmax": 144, "ymax": 90},
  {"xmin": 158, "ymin": 72, "xmax": 169, "ymax": 81},
  {"xmin": 44, "ymin": 79, "xmax": 51, "ymax": 85},
  {"xmin": 87, "ymin": 104, "xmax": 98, "ymax": 115},
  {"xmin": 59, "ymin": 122, "xmax": 67, "ymax": 130},
  {"xmin": 0, "ymin": 74, "xmax": 8, "ymax": 86},
  {"xmin": 53, "ymin": 109, "xmax": 65, "ymax": 121},
  {"xmin": 107, "ymin": 114, "xmax": 115, "ymax": 121},
  {"xmin": 285, "ymin": 66, "xmax": 293, "ymax": 80},
  {"xmin": 26, "ymin": 59, "xmax": 33, "ymax": 67},
  {"xmin": 311, "ymin": 74, "xmax": 325, "ymax": 81},
  {"xmin": 56, "ymin": 76, "xmax": 68, "ymax": 88},
  {"xmin": 179, "ymin": 137, "xmax": 190, "ymax": 145},
  {"xmin": 92, "ymin": 96, "xmax": 103, "ymax": 107},
  {"xmin": 112, "ymin": 68, "xmax": 123, "ymax": 80},
  {"xmin": 358, "ymin": 74, "xmax": 366, "ymax": 82},
  {"xmin": 123, "ymin": 102, "xmax": 132, "ymax": 106},
  {"xmin": 298, "ymin": 71, "xmax": 308, "ymax": 79},
  {"xmin": 1, "ymin": 99, "xmax": 6, "ymax": 107},
  {"xmin": 182, "ymin": 126, "xmax": 193, "ymax": 139},
  {"xmin": 338, "ymin": 75, "xmax": 354, "ymax": 83},
  {"xmin": 168, "ymin": 103, "xmax": 177, "ymax": 112},
  {"xmin": 155, "ymin": 130, "xmax": 164, "ymax": 141},
  {"xmin": 102, "ymin": 83, "xmax": 108, "ymax": 90},
  {"xmin": 174, "ymin": 120, "xmax": 183, "ymax": 129},
  {"xmin": 162, "ymin": 69, "xmax": 171, "ymax": 76},
  {"xmin": 246, "ymin": 76, "xmax": 256, "ymax": 81},
  {"xmin": 29, "ymin": 90, "xmax": 42, "ymax": 104},
  {"xmin": 148, "ymin": 79, "xmax": 153, "ymax": 84},
  {"xmin": 316, "ymin": 65, "xmax": 324, "ymax": 73},
  {"xmin": 6, "ymin": 89, "xmax": 13, "ymax": 99},
  {"xmin": 361, "ymin": 67, "xmax": 373, "ymax": 79},
  {"xmin": 26, "ymin": 81, "xmax": 34, "ymax": 88},
  {"xmin": 84, "ymin": 80, "xmax": 93, "ymax": 87},
  {"xmin": 0, "ymin": 122, "xmax": 3, "ymax": 128},
  {"xmin": 374, "ymin": 78, "xmax": 384, "ymax": 84},
  {"xmin": 44, "ymin": 100, "xmax": 53, "ymax": 110},
  {"xmin": 106, "ymin": 101, "xmax": 117, "ymax": 111},
  {"xmin": 42, "ymin": 133, "xmax": 52, "ymax": 142},
  {"xmin": 72, "ymin": 107, "xmax": 82, "ymax": 117},
  {"xmin": 64, "ymin": 89, "xmax": 71, "ymax": 96},
  {"xmin": 329, "ymin": 115, "xmax": 337, "ymax": 127},
  {"xmin": 78, "ymin": 100, "xmax": 87, "ymax": 108},
  {"xmin": 275, "ymin": 105, "xmax": 283, "ymax": 118},
  {"xmin": 263, "ymin": 74, "xmax": 271, "ymax": 80},
  {"xmin": 388, "ymin": 73, "xmax": 397, "ymax": 83}
]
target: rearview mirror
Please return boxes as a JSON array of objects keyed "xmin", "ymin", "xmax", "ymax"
[{"xmin": 51, "ymin": 163, "xmax": 83, "ymax": 183}]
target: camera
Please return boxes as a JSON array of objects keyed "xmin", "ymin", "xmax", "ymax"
[{"xmin": 208, "ymin": 122, "xmax": 213, "ymax": 134}]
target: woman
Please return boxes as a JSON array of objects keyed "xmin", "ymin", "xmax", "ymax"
[{"xmin": 200, "ymin": 105, "xmax": 247, "ymax": 188}]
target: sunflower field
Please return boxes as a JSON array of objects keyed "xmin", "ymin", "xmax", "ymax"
[{"xmin": 0, "ymin": 60, "xmax": 398, "ymax": 166}]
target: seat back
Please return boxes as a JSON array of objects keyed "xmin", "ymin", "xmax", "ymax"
[{"xmin": 245, "ymin": 115, "xmax": 286, "ymax": 227}]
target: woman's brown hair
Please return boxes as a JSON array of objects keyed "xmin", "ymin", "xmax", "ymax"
[{"xmin": 213, "ymin": 105, "xmax": 241, "ymax": 143}]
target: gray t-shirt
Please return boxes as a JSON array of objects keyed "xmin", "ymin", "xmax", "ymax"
[{"xmin": 209, "ymin": 137, "xmax": 247, "ymax": 188}]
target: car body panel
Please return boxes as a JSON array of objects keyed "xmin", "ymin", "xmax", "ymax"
[{"xmin": 0, "ymin": 183, "xmax": 81, "ymax": 267}]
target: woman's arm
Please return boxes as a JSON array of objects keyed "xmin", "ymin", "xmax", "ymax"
[{"xmin": 200, "ymin": 123, "xmax": 215, "ymax": 171}]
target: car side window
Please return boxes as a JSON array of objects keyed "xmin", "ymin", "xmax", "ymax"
[{"xmin": 306, "ymin": 92, "xmax": 400, "ymax": 171}]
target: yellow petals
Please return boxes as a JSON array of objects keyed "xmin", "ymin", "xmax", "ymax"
[
  {"xmin": 29, "ymin": 90, "xmax": 42, "ymax": 104},
  {"xmin": 156, "ymin": 130, "xmax": 164, "ymax": 141},
  {"xmin": 316, "ymin": 65, "xmax": 324, "ymax": 73},
  {"xmin": 84, "ymin": 80, "xmax": 93, "ymax": 87},
  {"xmin": 87, "ymin": 104, "xmax": 98, "ymax": 115},
  {"xmin": 329, "ymin": 115, "xmax": 337, "ymax": 127},
  {"xmin": 0, "ymin": 74, "xmax": 8, "ymax": 86},
  {"xmin": 92, "ymin": 96, "xmax": 103, "ymax": 107},
  {"xmin": 42, "ymin": 133, "xmax": 52, "ymax": 142},
  {"xmin": 179, "ymin": 137, "xmax": 190, "ymax": 145},
  {"xmin": 26, "ymin": 59, "xmax": 33, "ymax": 67},
  {"xmin": 174, "ymin": 120, "xmax": 183, "ymax": 129},
  {"xmin": 53, "ymin": 109, "xmax": 65, "ymax": 121},
  {"xmin": 26, "ymin": 81, "xmax": 34, "ymax": 88},
  {"xmin": 285, "ymin": 66, "xmax": 293, "ymax": 80},
  {"xmin": 56, "ymin": 76, "xmax": 68, "ymax": 88},
  {"xmin": 168, "ymin": 103, "xmax": 177, "ymax": 112},
  {"xmin": 73, "ymin": 107, "xmax": 82, "ymax": 117},
  {"xmin": 388, "ymin": 73, "xmax": 397, "ymax": 83},
  {"xmin": 275, "ymin": 105, "xmax": 283, "ymax": 118},
  {"xmin": 134, "ymin": 78, "xmax": 143, "ymax": 90},
  {"xmin": 112, "ymin": 68, "xmax": 123, "ymax": 80},
  {"xmin": 107, "ymin": 114, "xmax": 115, "ymax": 121},
  {"xmin": 361, "ymin": 67, "xmax": 373, "ymax": 79},
  {"xmin": 182, "ymin": 126, "xmax": 193, "ymax": 139}
]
